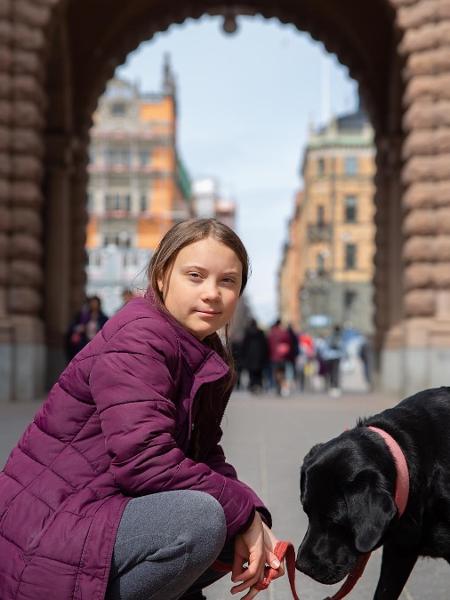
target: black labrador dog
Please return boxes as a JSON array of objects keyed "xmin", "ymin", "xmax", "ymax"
[{"xmin": 296, "ymin": 387, "xmax": 450, "ymax": 599}]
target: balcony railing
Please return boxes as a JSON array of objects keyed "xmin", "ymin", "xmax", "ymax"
[{"xmin": 307, "ymin": 223, "xmax": 332, "ymax": 243}]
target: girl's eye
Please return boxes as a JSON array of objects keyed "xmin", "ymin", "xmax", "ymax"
[
  {"xmin": 188, "ymin": 272, "xmax": 201, "ymax": 280},
  {"xmin": 222, "ymin": 278, "xmax": 236, "ymax": 285}
]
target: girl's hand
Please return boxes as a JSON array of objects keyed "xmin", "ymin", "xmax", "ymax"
[
  {"xmin": 231, "ymin": 512, "xmax": 265, "ymax": 599},
  {"xmin": 262, "ymin": 522, "xmax": 285, "ymax": 582}
]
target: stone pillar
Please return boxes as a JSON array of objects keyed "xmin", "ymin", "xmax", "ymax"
[
  {"xmin": 44, "ymin": 133, "xmax": 73, "ymax": 386},
  {"xmin": 0, "ymin": 0, "xmax": 14, "ymax": 402},
  {"xmin": 0, "ymin": 0, "xmax": 59, "ymax": 402},
  {"xmin": 381, "ymin": 0, "xmax": 450, "ymax": 395}
]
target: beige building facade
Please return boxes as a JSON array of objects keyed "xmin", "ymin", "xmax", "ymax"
[{"xmin": 279, "ymin": 109, "xmax": 376, "ymax": 334}]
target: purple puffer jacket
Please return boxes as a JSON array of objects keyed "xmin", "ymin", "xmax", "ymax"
[{"xmin": 0, "ymin": 296, "xmax": 270, "ymax": 600}]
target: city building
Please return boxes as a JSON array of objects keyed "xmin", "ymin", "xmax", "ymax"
[
  {"xmin": 86, "ymin": 56, "xmax": 193, "ymax": 314},
  {"xmin": 191, "ymin": 177, "xmax": 236, "ymax": 229},
  {"xmin": 279, "ymin": 108, "xmax": 376, "ymax": 334}
]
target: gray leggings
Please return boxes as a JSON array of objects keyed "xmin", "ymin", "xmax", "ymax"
[{"xmin": 106, "ymin": 490, "xmax": 230, "ymax": 600}]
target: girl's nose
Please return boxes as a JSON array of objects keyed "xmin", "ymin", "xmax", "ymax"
[{"xmin": 201, "ymin": 282, "xmax": 220, "ymax": 301}]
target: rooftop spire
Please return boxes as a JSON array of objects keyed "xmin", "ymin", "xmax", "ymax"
[{"xmin": 162, "ymin": 52, "xmax": 176, "ymax": 96}]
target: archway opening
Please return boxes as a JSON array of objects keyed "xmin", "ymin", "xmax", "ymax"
[{"xmin": 42, "ymin": 0, "xmax": 403, "ymax": 394}]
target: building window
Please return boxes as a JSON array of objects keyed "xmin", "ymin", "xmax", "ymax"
[
  {"xmin": 344, "ymin": 156, "xmax": 358, "ymax": 176},
  {"xmin": 105, "ymin": 148, "xmax": 130, "ymax": 167},
  {"xmin": 140, "ymin": 194, "xmax": 147, "ymax": 212},
  {"xmin": 105, "ymin": 193, "xmax": 131, "ymax": 212},
  {"xmin": 317, "ymin": 205, "xmax": 325, "ymax": 226},
  {"xmin": 344, "ymin": 289, "xmax": 357, "ymax": 310},
  {"xmin": 344, "ymin": 195, "xmax": 358, "ymax": 223},
  {"xmin": 91, "ymin": 253, "xmax": 102, "ymax": 267},
  {"xmin": 344, "ymin": 243, "xmax": 357, "ymax": 270},
  {"xmin": 317, "ymin": 158, "xmax": 325, "ymax": 177},
  {"xmin": 111, "ymin": 102, "xmax": 126, "ymax": 116},
  {"xmin": 139, "ymin": 150, "xmax": 149, "ymax": 167},
  {"xmin": 103, "ymin": 231, "xmax": 131, "ymax": 248},
  {"xmin": 316, "ymin": 252, "xmax": 325, "ymax": 275}
]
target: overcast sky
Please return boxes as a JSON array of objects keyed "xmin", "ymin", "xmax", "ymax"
[{"xmin": 117, "ymin": 15, "xmax": 358, "ymax": 325}]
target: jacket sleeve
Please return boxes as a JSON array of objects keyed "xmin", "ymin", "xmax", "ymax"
[
  {"xmin": 205, "ymin": 430, "xmax": 272, "ymax": 528},
  {"xmin": 90, "ymin": 318, "xmax": 269, "ymax": 539}
]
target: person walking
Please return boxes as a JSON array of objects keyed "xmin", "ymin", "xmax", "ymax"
[
  {"xmin": 65, "ymin": 295, "xmax": 108, "ymax": 361},
  {"xmin": 241, "ymin": 319, "xmax": 269, "ymax": 393},
  {"xmin": 267, "ymin": 319, "xmax": 291, "ymax": 396},
  {"xmin": 326, "ymin": 325, "xmax": 345, "ymax": 397},
  {"xmin": 0, "ymin": 219, "xmax": 285, "ymax": 600}
]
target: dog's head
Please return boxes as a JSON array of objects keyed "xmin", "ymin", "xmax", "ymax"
[{"xmin": 296, "ymin": 432, "xmax": 397, "ymax": 584}]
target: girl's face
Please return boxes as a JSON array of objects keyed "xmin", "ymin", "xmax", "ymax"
[{"xmin": 158, "ymin": 237, "xmax": 243, "ymax": 340}]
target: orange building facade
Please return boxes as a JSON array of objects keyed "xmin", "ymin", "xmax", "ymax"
[{"xmin": 86, "ymin": 58, "xmax": 192, "ymax": 313}]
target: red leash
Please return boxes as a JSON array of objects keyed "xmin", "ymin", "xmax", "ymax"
[
  {"xmin": 213, "ymin": 539, "xmax": 369, "ymax": 599},
  {"xmin": 322, "ymin": 552, "xmax": 371, "ymax": 600},
  {"xmin": 212, "ymin": 540, "xmax": 299, "ymax": 598},
  {"xmin": 254, "ymin": 540, "xmax": 299, "ymax": 598}
]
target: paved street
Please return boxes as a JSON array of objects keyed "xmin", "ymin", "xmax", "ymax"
[{"xmin": 1, "ymin": 389, "xmax": 449, "ymax": 599}]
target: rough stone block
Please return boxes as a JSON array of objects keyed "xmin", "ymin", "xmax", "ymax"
[
  {"xmin": 403, "ymin": 154, "xmax": 450, "ymax": 184},
  {"xmin": 10, "ymin": 181, "xmax": 42, "ymax": 207},
  {"xmin": 404, "ymin": 289, "xmax": 436, "ymax": 317},
  {"xmin": 0, "ymin": 206, "xmax": 10, "ymax": 231},
  {"xmin": 10, "ymin": 232, "xmax": 42, "ymax": 260},
  {"xmin": 11, "ymin": 155, "xmax": 42, "ymax": 181},
  {"xmin": 12, "ymin": 23, "xmax": 45, "ymax": 52},
  {"xmin": 8, "ymin": 286, "xmax": 41, "ymax": 315},
  {"xmin": 12, "ymin": 50, "xmax": 42, "ymax": 76},
  {"xmin": 0, "ymin": 152, "xmax": 10, "ymax": 176},
  {"xmin": 403, "ymin": 235, "xmax": 436, "ymax": 261},
  {"xmin": 11, "ymin": 207, "xmax": 41, "ymax": 235},
  {"xmin": 11, "ymin": 129, "xmax": 43, "ymax": 156},
  {"xmin": 404, "ymin": 263, "xmax": 434, "ymax": 289},
  {"xmin": 10, "ymin": 259, "xmax": 42, "ymax": 286},
  {"xmin": 0, "ymin": 46, "xmax": 12, "ymax": 71},
  {"xmin": 434, "ymin": 236, "xmax": 450, "ymax": 260},
  {"xmin": 404, "ymin": 181, "xmax": 450, "ymax": 209},
  {"xmin": 0, "ymin": 22, "xmax": 12, "ymax": 47},
  {"xmin": 406, "ymin": 48, "xmax": 450, "ymax": 78},
  {"xmin": 432, "ymin": 262, "xmax": 450, "ymax": 287},
  {"xmin": 13, "ymin": 1, "xmax": 50, "ymax": 28},
  {"xmin": 0, "ymin": 126, "xmax": 9, "ymax": 150},
  {"xmin": 0, "ymin": 100, "xmax": 11, "ymax": 125},
  {"xmin": 12, "ymin": 100, "xmax": 43, "ymax": 128}
]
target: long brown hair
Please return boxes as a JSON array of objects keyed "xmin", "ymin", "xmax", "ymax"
[{"xmin": 147, "ymin": 218, "xmax": 250, "ymax": 384}]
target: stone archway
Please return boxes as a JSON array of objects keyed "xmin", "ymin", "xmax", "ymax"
[{"xmin": 1, "ymin": 0, "xmax": 447, "ymax": 401}]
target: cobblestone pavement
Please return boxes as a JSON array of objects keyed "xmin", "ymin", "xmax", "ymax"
[{"xmin": 1, "ymin": 388, "xmax": 449, "ymax": 599}]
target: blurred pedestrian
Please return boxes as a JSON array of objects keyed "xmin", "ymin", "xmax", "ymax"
[
  {"xmin": 326, "ymin": 325, "xmax": 345, "ymax": 397},
  {"xmin": 241, "ymin": 319, "xmax": 269, "ymax": 393},
  {"xmin": 65, "ymin": 299, "xmax": 90, "ymax": 361},
  {"xmin": 297, "ymin": 332, "xmax": 315, "ymax": 391},
  {"xmin": 286, "ymin": 324, "xmax": 300, "ymax": 393},
  {"xmin": 267, "ymin": 319, "xmax": 291, "ymax": 396},
  {"xmin": 359, "ymin": 336, "xmax": 373, "ymax": 390},
  {"xmin": 231, "ymin": 338, "xmax": 244, "ymax": 390},
  {"xmin": 65, "ymin": 295, "xmax": 108, "ymax": 362}
]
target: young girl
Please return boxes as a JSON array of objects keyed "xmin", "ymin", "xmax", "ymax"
[{"xmin": 0, "ymin": 219, "xmax": 285, "ymax": 600}]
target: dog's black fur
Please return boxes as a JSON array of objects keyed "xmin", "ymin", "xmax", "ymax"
[{"xmin": 296, "ymin": 387, "xmax": 450, "ymax": 599}]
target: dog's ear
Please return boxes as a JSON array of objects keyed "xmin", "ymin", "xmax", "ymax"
[
  {"xmin": 300, "ymin": 443, "xmax": 325, "ymax": 502},
  {"xmin": 344, "ymin": 470, "xmax": 397, "ymax": 553},
  {"xmin": 303, "ymin": 443, "xmax": 325, "ymax": 464}
]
